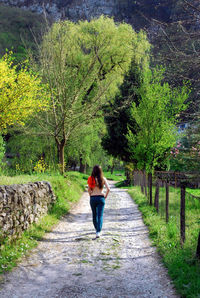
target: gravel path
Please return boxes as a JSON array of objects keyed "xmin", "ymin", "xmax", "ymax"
[{"xmin": 0, "ymin": 182, "xmax": 178, "ymax": 298}]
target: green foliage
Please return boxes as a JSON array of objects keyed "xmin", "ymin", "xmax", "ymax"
[
  {"xmin": 0, "ymin": 53, "xmax": 49, "ymax": 132},
  {"xmin": 5, "ymin": 132, "xmax": 57, "ymax": 174},
  {"xmin": 35, "ymin": 16, "xmax": 140, "ymax": 173},
  {"xmin": 0, "ymin": 135, "xmax": 5, "ymax": 174},
  {"xmin": 103, "ymin": 61, "xmax": 149, "ymax": 162},
  {"xmin": 128, "ymin": 186, "xmax": 200, "ymax": 297},
  {"xmin": 127, "ymin": 67, "xmax": 190, "ymax": 172},
  {"xmin": 0, "ymin": 135, "xmax": 5, "ymax": 162},
  {"xmin": 65, "ymin": 118, "xmax": 107, "ymax": 168},
  {"xmin": 0, "ymin": 171, "xmax": 87, "ymax": 273},
  {"xmin": 170, "ymin": 114, "xmax": 200, "ymax": 173}
]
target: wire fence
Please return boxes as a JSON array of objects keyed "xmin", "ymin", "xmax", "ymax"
[{"xmin": 131, "ymin": 170, "xmax": 200, "ymax": 258}]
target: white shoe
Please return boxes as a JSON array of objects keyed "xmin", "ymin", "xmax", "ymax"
[{"xmin": 96, "ymin": 232, "xmax": 100, "ymax": 238}]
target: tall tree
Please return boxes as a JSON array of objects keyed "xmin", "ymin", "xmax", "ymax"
[
  {"xmin": 34, "ymin": 16, "xmax": 147, "ymax": 173},
  {"xmin": 127, "ymin": 67, "xmax": 190, "ymax": 173},
  {"xmin": 102, "ymin": 61, "xmax": 148, "ymax": 162}
]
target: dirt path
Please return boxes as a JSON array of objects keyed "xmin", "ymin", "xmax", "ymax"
[{"xmin": 0, "ymin": 182, "xmax": 178, "ymax": 297}]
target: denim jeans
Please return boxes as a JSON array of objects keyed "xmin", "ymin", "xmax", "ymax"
[{"xmin": 90, "ymin": 195, "xmax": 105, "ymax": 233}]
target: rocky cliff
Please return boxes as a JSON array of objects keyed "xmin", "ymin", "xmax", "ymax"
[{"xmin": 0, "ymin": 0, "xmax": 177, "ymax": 29}]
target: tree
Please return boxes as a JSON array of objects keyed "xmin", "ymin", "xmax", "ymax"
[
  {"xmin": 0, "ymin": 135, "xmax": 5, "ymax": 173},
  {"xmin": 102, "ymin": 62, "xmax": 145, "ymax": 162},
  {"xmin": 0, "ymin": 54, "xmax": 48, "ymax": 132},
  {"xmin": 34, "ymin": 16, "xmax": 146, "ymax": 173},
  {"xmin": 127, "ymin": 67, "xmax": 190, "ymax": 173},
  {"xmin": 6, "ymin": 131, "xmax": 57, "ymax": 173},
  {"xmin": 65, "ymin": 118, "xmax": 106, "ymax": 173},
  {"xmin": 150, "ymin": 0, "xmax": 200, "ymax": 116}
]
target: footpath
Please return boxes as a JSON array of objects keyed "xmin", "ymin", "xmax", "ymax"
[{"xmin": 0, "ymin": 181, "xmax": 178, "ymax": 297}]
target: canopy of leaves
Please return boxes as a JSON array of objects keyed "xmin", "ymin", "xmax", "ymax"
[
  {"xmin": 102, "ymin": 32, "xmax": 151, "ymax": 162},
  {"xmin": 127, "ymin": 67, "xmax": 190, "ymax": 172},
  {"xmin": 0, "ymin": 54, "xmax": 49, "ymax": 132},
  {"xmin": 65, "ymin": 117, "xmax": 106, "ymax": 167},
  {"xmin": 39, "ymin": 16, "xmax": 141, "ymax": 141},
  {"xmin": 102, "ymin": 62, "xmax": 144, "ymax": 162},
  {"xmin": 33, "ymin": 16, "xmax": 148, "ymax": 173}
]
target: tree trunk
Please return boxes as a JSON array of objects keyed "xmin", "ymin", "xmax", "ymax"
[
  {"xmin": 143, "ymin": 171, "xmax": 147, "ymax": 197},
  {"xmin": 141, "ymin": 171, "xmax": 144, "ymax": 194},
  {"xmin": 180, "ymin": 184, "xmax": 186, "ymax": 245},
  {"xmin": 111, "ymin": 161, "xmax": 115, "ymax": 174},
  {"xmin": 166, "ymin": 181, "xmax": 169, "ymax": 223},
  {"xmin": 148, "ymin": 173, "xmax": 153, "ymax": 205},
  {"xmin": 56, "ymin": 139, "xmax": 66, "ymax": 175},
  {"xmin": 196, "ymin": 232, "xmax": 200, "ymax": 259},
  {"xmin": 79, "ymin": 156, "xmax": 86, "ymax": 173},
  {"xmin": 154, "ymin": 180, "xmax": 159, "ymax": 213}
]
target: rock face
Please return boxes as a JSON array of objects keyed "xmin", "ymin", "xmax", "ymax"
[
  {"xmin": 0, "ymin": 0, "xmax": 199, "ymax": 31},
  {"xmin": 0, "ymin": 0, "xmax": 176, "ymax": 27},
  {"xmin": 0, "ymin": 181, "xmax": 56, "ymax": 241}
]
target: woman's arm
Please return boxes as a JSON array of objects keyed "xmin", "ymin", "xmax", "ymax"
[
  {"xmin": 104, "ymin": 178, "xmax": 110, "ymax": 199},
  {"xmin": 88, "ymin": 186, "xmax": 93, "ymax": 196}
]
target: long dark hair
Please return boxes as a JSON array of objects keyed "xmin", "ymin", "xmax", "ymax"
[{"xmin": 91, "ymin": 165, "xmax": 104, "ymax": 189}]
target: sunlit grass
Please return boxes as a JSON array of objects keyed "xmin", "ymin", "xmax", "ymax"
[
  {"xmin": 186, "ymin": 188, "xmax": 200, "ymax": 197},
  {"xmin": 103, "ymin": 170, "xmax": 126, "ymax": 181},
  {"xmin": 128, "ymin": 186, "xmax": 200, "ymax": 297}
]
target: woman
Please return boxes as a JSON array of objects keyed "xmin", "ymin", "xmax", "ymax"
[{"xmin": 87, "ymin": 165, "xmax": 110, "ymax": 238}]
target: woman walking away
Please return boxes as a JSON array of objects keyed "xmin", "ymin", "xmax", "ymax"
[{"xmin": 87, "ymin": 165, "xmax": 110, "ymax": 238}]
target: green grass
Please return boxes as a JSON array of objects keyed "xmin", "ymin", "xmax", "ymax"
[
  {"xmin": 103, "ymin": 170, "xmax": 126, "ymax": 181},
  {"xmin": 0, "ymin": 171, "xmax": 87, "ymax": 274},
  {"xmin": 128, "ymin": 186, "xmax": 200, "ymax": 298},
  {"xmin": 186, "ymin": 188, "xmax": 200, "ymax": 198}
]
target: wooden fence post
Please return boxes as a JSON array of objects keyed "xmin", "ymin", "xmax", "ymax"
[
  {"xmin": 196, "ymin": 232, "xmax": 200, "ymax": 259},
  {"xmin": 166, "ymin": 181, "xmax": 169, "ymax": 223},
  {"xmin": 140, "ymin": 171, "xmax": 144, "ymax": 194},
  {"xmin": 175, "ymin": 172, "xmax": 177, "ymax": 188},
  {"xmin": 144, "ymin": 171, "xmax": 147, "ymax": 197},
  {"xmin": 180, "ymin": 184, "xmax": 186, "ymax": 245},
  {"xmin": 154, "ymin": 180, "xmax": 159, "ymax": 213},
  {"xmin": 148, "ymin": 173, "xmax": 153, "ymax": 205}
]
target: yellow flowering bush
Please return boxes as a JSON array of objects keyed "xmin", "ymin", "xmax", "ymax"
[
  {"xmin": 34, "ymin": 157, "xmax": 47, "ymax": 173},
  {"xmin": 0, "ymin": 53, "xmax": 49, "ymax": 131}
]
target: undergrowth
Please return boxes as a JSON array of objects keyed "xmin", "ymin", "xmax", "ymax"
[
  {"xmin": 128, "ymin": 187, "xmax": 200, "ymax": 298},
  {"xmin": 0, "ymin": 171, "xmax": 87, "ymax": 274}
]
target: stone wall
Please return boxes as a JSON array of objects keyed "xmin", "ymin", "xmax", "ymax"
[{"xmin": 0, "ymin": 181, "xmax": 56, "ymax": 241}]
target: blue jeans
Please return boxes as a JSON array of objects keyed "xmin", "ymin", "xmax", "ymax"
[{"xmin": 90, "ymin": 195, "xmax": 105, "ymax": 233}]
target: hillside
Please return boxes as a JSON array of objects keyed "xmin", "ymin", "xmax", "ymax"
[{"xmin": 0, "ymin": 5, "xmax": 45, "ymax": 60}]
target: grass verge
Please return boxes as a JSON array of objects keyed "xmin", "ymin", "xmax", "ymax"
[
  {"xmin": 128, "ymin": 186, "xmax": 200, "ymax": 298},
  {"xmin": 103, "ymin": 170, "xmax": 126, "ymax": 181},
  {"xmin": 0, "ymin": 171, "xmax": 88, "ymax": 274}
]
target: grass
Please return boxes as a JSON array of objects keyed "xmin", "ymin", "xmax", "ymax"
[
  {"xmin": 0, "ymin": 171, "xmax": 88, "ymax": 274},
  {"xmin": 186, "ymin": 188, "xmax": 200, "ymax": 198},
  {"xmin": 128, "ymin": 186, "xmax": 200, "ymax": 298},
  {"xmin": 103, "ymin": 170, "xmax": 126, "ymax": 181}
]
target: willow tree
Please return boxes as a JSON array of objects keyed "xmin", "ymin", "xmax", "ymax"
[{"xmin": 36, "ymin": 16, "xmax": 149, "ymax": 173}]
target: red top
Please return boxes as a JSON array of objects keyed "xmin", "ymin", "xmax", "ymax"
[{"xmin": 87, "ymin": 176, "xmax": 96, "ymax": 189}]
